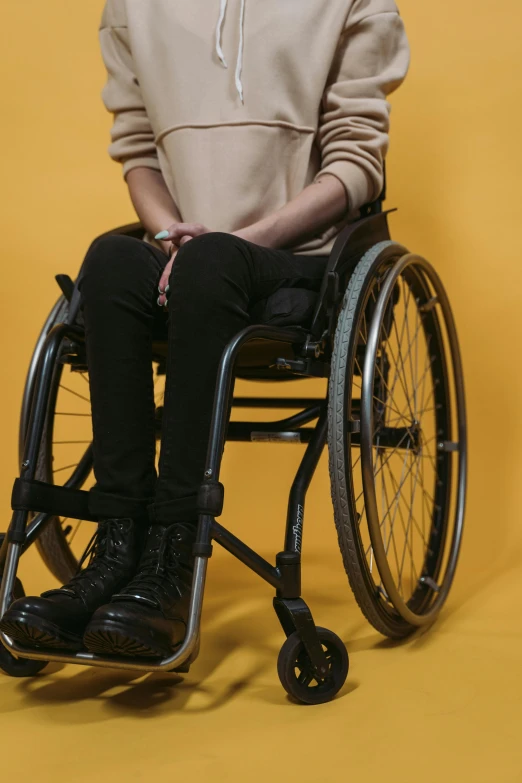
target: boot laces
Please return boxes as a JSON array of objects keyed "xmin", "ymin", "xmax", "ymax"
[
  {"xmin": 65, "ymin": 519, "xmax": 125, "ymax": 597},
  {"xmin": 118, "ymin": 525, "xmax": 189, "ymax": 607}
]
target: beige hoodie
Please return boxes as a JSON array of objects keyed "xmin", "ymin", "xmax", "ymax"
[{"xmin": 99, "ymin": 0, "xmax": 410, "ymax": 255}]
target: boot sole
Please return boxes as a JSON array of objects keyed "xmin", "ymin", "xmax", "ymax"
[
  {"xmin": 0, "ymin": 610, "xmax": 84, "ymax": 651},
  {"xmin": 84, "ymin": 620, "xmax": 174, "ymax": 659}
]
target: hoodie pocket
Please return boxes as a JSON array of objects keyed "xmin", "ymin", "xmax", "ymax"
[{"xmin": 156, "ymin": 121, "xmax": 316, "ymax": 232}]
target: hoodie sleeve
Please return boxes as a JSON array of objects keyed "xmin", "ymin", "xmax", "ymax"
[
  {"xmin": 314, "ymin": 0, "xmax": 410, "ymax": 210},
  {"xmin": 99, "ymin": 4, "xmax": 161, "ymax": 178}
]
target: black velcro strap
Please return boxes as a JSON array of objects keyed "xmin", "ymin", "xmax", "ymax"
[
  {"xmin": 11, "ymin": 478, "xmax": 97, "ymax": 522},
  {"xmin": 196, "ymin": 480, "xmax": 225, "ymax": 517}
]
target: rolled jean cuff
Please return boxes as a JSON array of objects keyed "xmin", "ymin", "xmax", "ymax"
[
  {"xmin": 147, "ymin": 495, "xmax": 198, "ymax": 525},
  {"xmin": 88, "ymin": 488, "xmax": 152, "ymax": 520}
]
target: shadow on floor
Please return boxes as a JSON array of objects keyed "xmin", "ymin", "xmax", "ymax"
[
  {"xmin": 6, "ymin": 537, "xmax": 498, "ymax": 717},
  {"xmin": 8, "ymin": 558, "xmax": 283, "ymax": 718},
  {"xmin": 11, "ymin": 606, "xmax": 275, "ymax": 719}
]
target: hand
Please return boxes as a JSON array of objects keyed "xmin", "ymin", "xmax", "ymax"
[
  {"xmin": 155, "ymin": 223, "xmax": 213, "ymax": 308},
  {"xmin": 156, "ymin": 222, "xmax": 212, "ymax": 248}
]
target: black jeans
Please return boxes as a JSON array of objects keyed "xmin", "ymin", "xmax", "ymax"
[{"xmin": 79, "ymin": 232, "xmax": 326, "ymax": 526}]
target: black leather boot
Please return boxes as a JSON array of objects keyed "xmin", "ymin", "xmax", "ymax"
[
  {"xmin": 83, "ymin": 522, "xmax": 196, "ymax": 658},
  {"xmin": 0, "ymin": 518, "xmax": 145, "ymax": 651}
]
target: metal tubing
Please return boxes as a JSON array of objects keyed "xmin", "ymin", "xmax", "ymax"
[
  {"xmin": 232, "ymin": 397, "xmax": 325, "ymax": 409},
  {"xmin": 5, "ymin": 323, "xmax": 85, "ymax": 553},
  {"xmin": 2, "ymin": 326, "xmax": 331, "ymax": 673},
  {"xmin": 0, "ymin": 543, "xmax": 22, "ymax": 623},
  {"xmin": 22, "ymin": 444, "xmax": 95, "ymax": 552},
  {"xmin": 233, "ymin": 405, "xmax": 322, "ymax": 431},
  {"xmin": 19, "ymin": 297, "xmax": 67, "ymax": 465},
  {"xmin": 226, "ymin": 425, "xmax": 314, "ymax": 443},
  {"xmin": 284, "ymin": 409, "xmax": 328, "ymax": 552},
  {"xmin": 0, "ymin": 552, "xmax": 208, "ymax": 673},
  {"xmin": 194, "ymin": 513, "xmax": 214, "ymax": 555},
  {"xmin": 211, "ymin": 521, "xmax": 282, "ymax": 590},
  {"xmin": 22, "ymin": 513, "xmax": 54, "ymax": 553},
  {"xmin": 205, "ymin": 325, "xmax": 305, "ymax": 479},
  {"xmin": 20, "ymin": 323, "xmax": 83, "ymax": 483},
  {"xmin": 227, "ymin": 404, "xmax": 322, "ymax": 442}
]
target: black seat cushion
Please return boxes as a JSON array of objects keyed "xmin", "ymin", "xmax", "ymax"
[
  {"xmin": 150, "ymin": 287, "xmax": 321, "ymax": 380},
  {"xmin": 250, "ymin": 287, "xmax": 318, "ymax": 328}
]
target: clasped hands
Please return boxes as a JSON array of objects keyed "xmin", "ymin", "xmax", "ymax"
[{"xmin": 155, "ymin": 222, "xmax": 212, "ymax": 307}]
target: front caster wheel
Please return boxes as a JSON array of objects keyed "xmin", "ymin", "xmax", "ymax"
[
  {"xmin": 277, "ymin": 627, "xmax": 349, "ymax": 705},
  {"xmin": 0, "ymin": 578, "xmax": 49, "ymax": 677}
]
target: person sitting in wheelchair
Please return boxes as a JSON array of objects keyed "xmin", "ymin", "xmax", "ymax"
[{"xmin": 1, "ymin": 0, "xmax": 409, "ymax": 658}]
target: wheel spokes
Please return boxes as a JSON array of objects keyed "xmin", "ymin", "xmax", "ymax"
[{"xmin": 354, "ymin": 270, "xmax": 441, "ymax": 604}]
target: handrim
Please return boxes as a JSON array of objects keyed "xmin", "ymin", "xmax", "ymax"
[{"xmin": 360, "ymin": 252, "xmax": 467, "ymax": 626}]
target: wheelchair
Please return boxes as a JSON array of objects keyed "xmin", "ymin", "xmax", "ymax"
[{"xmin": 0, "ymin": 181, "xmax": 467, "ymax": 704}]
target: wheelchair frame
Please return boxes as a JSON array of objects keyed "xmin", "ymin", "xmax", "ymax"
[
  {"xmin": 0, "ymin": 202, "xmax": 394, "ymax": 680},
  {"xmin": 0, "ymin": 173, "xmax": 467, "ymax": 703}
]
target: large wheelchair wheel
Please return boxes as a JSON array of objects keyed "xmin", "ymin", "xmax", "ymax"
[
  {"xmin": 19, "ymin": 295, "xmax": 78, "ymax": 582},
  {"xmin": 328, "ymin": 241, "xmax": 467, "ymax": 638},
  {"xmin": 19, "ymin": 296, "xmax": 166, "ymax": 583}
]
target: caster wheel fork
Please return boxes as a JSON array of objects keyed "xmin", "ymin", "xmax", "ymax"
[{"xmin": 273, "ymin": 597, "xmax": 349, "ymax": 705}]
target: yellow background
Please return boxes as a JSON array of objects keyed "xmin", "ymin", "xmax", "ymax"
[{"xmin": 0, "ymin": 0, "xmax": 521, "ymax": 780}]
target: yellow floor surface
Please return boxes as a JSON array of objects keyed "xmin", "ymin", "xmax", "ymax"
[{"xmin": 1, "ymin": 441, "xmax": 521, "ymax": 783}]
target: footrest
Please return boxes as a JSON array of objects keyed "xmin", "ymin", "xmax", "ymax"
[
  {"xmin": 11, "ymin": 478, "xmax": 97, "ymax": 522},
  {"xmin": 171, "ymin": 661, "xmax": 191, "ymax": 674}
]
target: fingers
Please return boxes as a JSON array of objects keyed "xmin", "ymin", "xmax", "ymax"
[
  {"xmin": 158, "ymin": 269, "xmax": 169, "ymax": 293},
  {"xmin": 169, "ymin": 224, "xmax": 206, "ymax": 244},
  {"xmin": 155, "ymin": 223, "xmax": 209, "ymax": 245},
  {"xmin": 157, "ymin": 279, "xmax": 168, "ymax": 307},
  {"xmin": 157, "ymin": 280, "xmax": 169, "ymax": 307},
  {"xmin": 173, "ymin": 223, "xmax": 207, "ymax": 239},
  {"xmin": 157, "ymin": 255, "xmax": 176, "ymax": 308}
]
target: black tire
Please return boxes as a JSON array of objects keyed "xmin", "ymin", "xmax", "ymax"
[
  {"xmin": 0, "ymin": 580, "xmax": 49, "ymax": 677},
  {"xmin": 277, "ymin": 627, "xmax": 349, "ymax": 705},
  {"xmin": 329, "ymin": 242, "xmax": 412, "ymax": 638},
  {"xmin": 328, "ymin": 241, "xmax": 466, "ymax": 637}
]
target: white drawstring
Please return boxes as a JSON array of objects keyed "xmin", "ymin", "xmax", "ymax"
[
  {"xmin": 215, "ymin": 0, "xmax": 228, "ymax": 68},
  {"xmin": 215, "ymin": 0, "xmax": 245, "ymax": 103},
  {"xmin": 235, "ymin": 0, "xmax": 245, "ymax": 104}
]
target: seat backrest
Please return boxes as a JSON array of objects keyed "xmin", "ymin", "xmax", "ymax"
[{"xmin": 307, "ymin": 164, "xmax": 391, "ymax": 341}]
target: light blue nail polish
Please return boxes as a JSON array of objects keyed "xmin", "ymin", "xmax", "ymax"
[{"xmin": 155, "ymin": 230, "xmax": 170, "ymax": 240}]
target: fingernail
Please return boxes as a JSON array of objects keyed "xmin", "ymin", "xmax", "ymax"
[
  {"xmin": 164, "ymin": 284, "xmax": 170, "ymax": 294},
  {"xmin": 155, "ymin": 230, "xmax": 170, "ymax": 240}
]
